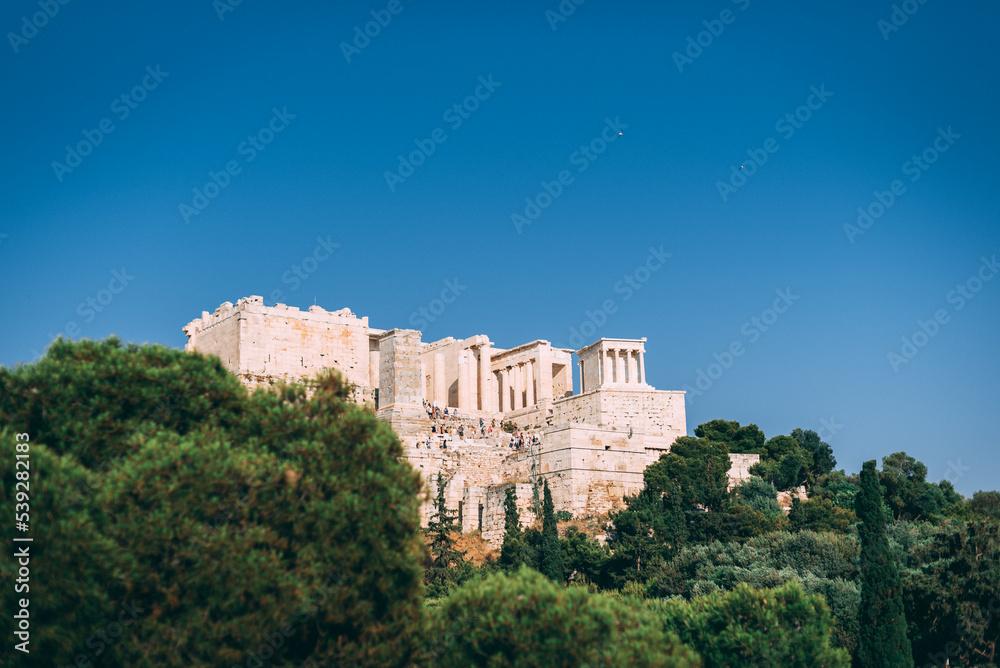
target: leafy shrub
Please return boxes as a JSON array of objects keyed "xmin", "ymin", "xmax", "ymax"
[{"xmin": 425, "ymin": 568, "xmax": 700, "ymax": 667}]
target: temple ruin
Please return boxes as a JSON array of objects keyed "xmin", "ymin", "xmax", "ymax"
[{"xmin": 183, "ymin": 296, "xmax": 754, "ymax": 545}]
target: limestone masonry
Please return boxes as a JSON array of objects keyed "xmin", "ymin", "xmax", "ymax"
[{"xmin": 184, "ymin": 296, "xmax": 757, "ymax": 546}]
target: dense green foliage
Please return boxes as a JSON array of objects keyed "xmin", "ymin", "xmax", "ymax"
[
  {"xmin": 648, "ymin": 531, "xmax": 860, "ymax": 654},
  {"xmin": 0, "ymin": 338, "xmax": 425, "ymax": 667},
  {"xmin": 649, "ymin": 436, "xmax": 732, "ymax": 512},
  {"xmin": 693, "ymin": 419, "xmax": 765, "ymax": 453},
  {"xmin": 856, "ymin": 460, "xmax": 912, "ymax": 667},
  {"xmin": 895, "ymin": 519, "xmax": 1000, "ymax": 666},
  {"xmin": 789, "ymin": 497, "xmax": 857, "ymax": 533},
  {"xmin": 731, "ymin": 476, "xmax": 784, "ymax": 520},
  {"xmin": 652, "ymin": 580, "xmax": 851, "ymax": 667},
  {"xmin": 3, "ymin": 342, "xmax": 997, "ymax": 666},
  {"xmin": 426, "ymin": 568, "xmax": 700, "ymax": 667}
]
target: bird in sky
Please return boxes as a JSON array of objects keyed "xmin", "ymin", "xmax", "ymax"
[
  {"xmin": 739, "ymin": 164, "xmax": 745, "ymax": 170},
  {"xmin": 618, "ymin": 131, "xmax": 623, "ymax": 137}
]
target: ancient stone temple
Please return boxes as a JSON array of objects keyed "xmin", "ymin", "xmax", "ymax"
[{"xmin": 183, "ymin": 296, "xmax": 726, "ymax": 545}]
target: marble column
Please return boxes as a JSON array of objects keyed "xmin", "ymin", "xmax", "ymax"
[
  {"xmin": 512, "ymin": 364, "xmax": 522, "ymax": 410},
  {"xmin": 638, "ymin": 350, "xmax": 645, "ymax": 385},
  {"xmin": 526, "ymin": 359, "xmax": 535, "ymax": 407},
  {"xmin": 434, "ymin": 352, "xmax": 446, "ymax": 405},
  {"xmin": 628, "ymin": 350, "xmax": 638, "ymax": 385},
  {"xmin": 499, "ymin": 368, "xmax": 509, "ymax": 412},
  {"xmin": 457, "ymin": 352, "xmax": 470, "ymax": 409},
  {"xmin": 478, "ymin": 345, "xmax": 493, "ymax": 411},
  {"xmin": 536, "ymin": 347, "xmax": 552, "ymax": 401},
  {"xmin": 579, "ymin": 360, "xmax": 585, "ymax": 393}
]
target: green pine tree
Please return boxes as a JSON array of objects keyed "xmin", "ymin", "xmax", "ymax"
[
  {"xmin": 500, "ymin": 486, "xmax": 531, "ymax": 570},
  {"xmin": 426, "ymin": 474, "xmax": 464, "ymax": 587},
  {"xmin": 539, "ymin": 480, "xmax": 565, "ymax": 583},
  {"xmin": 856, "ymin": 460, "xmax": 912, "ymax": 667}
]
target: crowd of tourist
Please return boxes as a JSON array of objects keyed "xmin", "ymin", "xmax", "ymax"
[{"xmin": 416, "ymin": 401, "xmax": 540, "ymax": 451}]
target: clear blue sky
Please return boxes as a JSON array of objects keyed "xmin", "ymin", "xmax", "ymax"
[{"xmin": 2, "ymin": 1, "xmax": 997, "ymax": 495}]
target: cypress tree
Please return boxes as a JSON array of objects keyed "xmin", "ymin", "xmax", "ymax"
[
  {"xmin": 427, "ymin": 474, "xmax": 463, "ymax": 586},
  {"xmin": 539, "ymin": 480, "xmax": 565, "ymax": 583},
  {"xmin": 856, "ymin": 460, "xmax": 912, "ymax": 666},
  {"xmin": 500, "ymin": 486, "xmax": 528, "ymax": 570}
]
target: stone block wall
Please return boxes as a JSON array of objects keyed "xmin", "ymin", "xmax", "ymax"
[
  {"xmin": 549, "ymin": 387, "xmax": 686, "ymax": 442},
  {"xmin": 726, "ymin": 453, "xmax": 762, "ymax": 490},
  {"xmin": 596, "ymin": 389, "xmax": 685, "ymax": 439},
  {"xmin": 482, "ymin": 483, "xmax": 536, "ymax": 546},
  {"xmin": 183, "ymin": 302, "xmax": 242, "ymax": 371},
  {"xmin": 183, "ymin": 296, "xmax": 371, "ymax": 391}
]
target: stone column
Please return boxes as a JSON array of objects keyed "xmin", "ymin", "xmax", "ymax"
[
  {"xmin": 526, "ymin": 359, "xmax": 535, "ymax": 407},
  {"xmin": 602, "ymin": 347, "xmax": 611, "ymax": 386},
  {"xmin": 434, "ymin": 352, "xmax": 446, "ymax": 405},
  {"xmin": 579, "ymin": 360, "xmax": 585, "ymax": 393},
  {"xmin": 369, "ymin": 348, "xmax": 380, "ymax": 388},
  {"xmin": 628, "ymin": 350, "xmax": 638, "ymax": 385},
  {"xmin": 638, "ymin": 350, "xmax": 645, "ymax": 385},
  {"xmin": 499, "ymin": 368, "xmax": 509, "ymax": 413},
  {"xmin": 536, "ymin": 347, "xmax": 552, "ymax": 402},
  {"xmin": 457, "ymin": 352, "xmax": 470, "ymax": 409},
  {"xmin": 478, "ymin": 345, "xmax": 493, "ymax": 411},
  {"xmin": 512, "ymin": 364, "xmax": 522, "ymax": 410}
]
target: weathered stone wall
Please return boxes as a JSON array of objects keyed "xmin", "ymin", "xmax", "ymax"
[
  {"xmin": 549, "ymin": 388, "xmax": 686, "ymax": 442},
  {"xmin": 377, "ymin": 329, "xmax": 424, "ymax": 407},
  {"xmin": 482, "ymin": 483, "xmax": 536, "ymax": 546},
  {"xmin": 183, "ymin": 302, "xmax": 241, "ymax": 371},
  {"xmin": 539, "ymin": 425, "xmax": 655, "ymax": 516},
  {"xmin": 596, "ymin": 389, "xmax": 686, "ymax": 439},
  {"xmin": 726, "ymin": 453, "xmax": 762, "ymax": 490},
  {"xmin": 183, "ymin": 296, "xmax": 371, "ymax": 391}
]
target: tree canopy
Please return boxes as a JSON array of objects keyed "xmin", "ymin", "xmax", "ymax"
[{"xmin": 0, "ymin": 338, "xmax": 425, "ymax": 667}]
